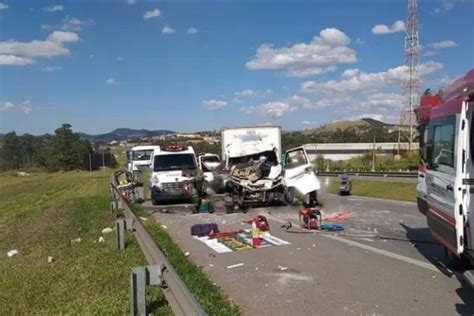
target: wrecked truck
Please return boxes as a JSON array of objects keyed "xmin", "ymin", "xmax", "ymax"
[{"xmin": 221, "ymin": 126, "xmax": 321, "ymax": 210}]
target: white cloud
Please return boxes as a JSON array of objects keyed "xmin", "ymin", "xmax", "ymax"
[
  {"xmin": 302, "ymin": 120, "xmax": 311, "ymax": 125},
  {"xmin": 240, "ymin": 101, "xmax": 297, "ymax": 117},
  {"xmin": 48, "ymin": 31, "xmax": 79, "ymax": 43},
  {"xmin": 60, "ymin": 17, "xmax": 95, "ymax": 32},
  {"xmin": 360, "ymin": 93, "xmax": 404, "ymax": 111},
  {"xmin": 20, "ymin": 101, "xmax": 33, "ymax": 114},
  {"xmin": 187, "ymin": 27, "xmax": 198, "ymax": 34},
  {"xmin": 423, "ymin": 50, "xmax": 436, "ymax": 57},
  {"xmin": 42, "ymin": 65, "xmax": 62, "ymax": 72},
  {"xmin": 430, "ymin": 40, "xmax": 457, "ymax": 49},
  {"xmin": 0, "ymin": 55, "xmax": 35, "ymax": 66},
  {"xmin": 434, "ymin": 0, "xmax": 457, "ymax": 13},
  {"xmin": 301, "ymin": 61, "xmax": 444, "ymax": 94},
  {"xmin": 0, "ymin": 100, "xmax": 33, "ymax": 114},
  {"xmin": 162, "ymin": 26, "xmax": 176, "ymax": 34},
  {"xmin": 371, "ymin": 20, "xmax": 405, "ymax": 35},
  {"xmin": 106, "ymin": 78, "xmax": 116, "ymax": 85},
  {"xmin": 41, "ymin": 24, "xmax": 52, "ymax": 31},
  {"xmin": 355, "ymin": 37, "xmax": 365, "ymax": 45},
  {"xmin": 0, "ymin": 2, "xmax": 8, "ymax": 10},
  {"xmin": 234, "ymin": 89, "xmax": 273, "ymax": 98},
  {"xmin": 202, "ymin": 99, "xmax": 228, "ymax": 110},
  {"xmin": 43, "ymin": 5, "xmax": 64, "ymax": 12},
  {"xmin": 0, "ymin": 31, "xmax": 79, "ymax": 66},
  {"xmin": 144, "ymin": 9, "xmax": 161, "ymax": 19},
  {"xmin": 0, "ymin": 101, "xmax": 15, "ymax": 111},
  {"xmin": 246, "ymin": 28, "xmax": 357, "ymax": 77},
  {"xmin": 127, "ymin": 0, "xmax": 136, "ymax": 4}
]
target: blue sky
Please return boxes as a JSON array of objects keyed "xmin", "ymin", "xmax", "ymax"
[{"xmin": 0, "ymin": 0, "xmax": 473, "ymax": 135}]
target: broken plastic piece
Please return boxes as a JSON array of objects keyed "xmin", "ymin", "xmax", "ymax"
[
  {"xmin": 7, "ymin": 249, "xmax": 18, "ymax": 257},
  {"xmin": 227, "ymin": 263, "xmax": 244, "ymax": 269},
  {"xmin": 101, "ymin": 227, "xmax": 114, "ymax": 234}
]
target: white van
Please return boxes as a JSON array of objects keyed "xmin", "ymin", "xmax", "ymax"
[
  {"xmin": 417, "ymin": 69, "xmax": 473, "ymax": 270},
  {"xmin": 127, "ymin": 145, "xmax": 160, "ymax": 175},
  {"xmin": 150, "ymin": 145, "xmax": 199, "ymax": 205}
]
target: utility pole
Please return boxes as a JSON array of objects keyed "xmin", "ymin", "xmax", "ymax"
[{"xmin": 398, "ymin": 0, "xmax": 420, "ymax": 154}]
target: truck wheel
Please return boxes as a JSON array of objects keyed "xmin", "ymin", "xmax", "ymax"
[
  {"xmin": 284, "ymin": 187, "xmax": 295, "ymax": 205},
  {"xmin": 151, "ymin": 199, "xmax": 159, "ymax": 206}
]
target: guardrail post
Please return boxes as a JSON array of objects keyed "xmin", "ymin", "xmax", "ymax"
[
  {"xmin": 130, "ymin": 265, "xmax": 163, "ymax": 316},
  {"xmin": 116, "ymin": 218, "xmax": 134, "ymax": 250}
]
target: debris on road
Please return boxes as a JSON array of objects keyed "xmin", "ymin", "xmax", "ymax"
[
  {"xmin": 322, "ymin": 211, "xmax": 351, "ymax": 222},
  {"xmin": 320, "ymin": 223, "xmax": 344, "ymax": 231},
  {"xmin": 101, "ymin": 227, "xmax": 114, "ymax": 234},
  {"xmin": 161, "ymin": 225, "xmax": 168, "ymax": 229},
  {"xmin": 71, "ymin": 238, "xmax": 82, "ymax": 243},
  {"xmin": 227, "ymin": 263, "xmax": 245, "ymax": 269},
  {"xmin": 7, "ymin": 249, "xmax": 18, "ymax": 257},
  {"xmin": 278, "ymin": 265, "xmax": 288, "ymax": 271},
  {"xmin": 190, "ymin": 223, "xmax": 219, "ymax": 237},
  {"xmin": 184, "ymin": 251, "xmax": 190, "ymax": 257},
  {"xmin": 47, "ymin": 256, "xmax": 54, "ymax": 263}
]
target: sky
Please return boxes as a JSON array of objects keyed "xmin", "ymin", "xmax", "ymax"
[{"xmin": 0, "ymin": 0, "xmax": 473, "ymax": 135}]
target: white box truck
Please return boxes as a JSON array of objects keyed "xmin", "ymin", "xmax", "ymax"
[{"xmin": 221, "ymin": 126, "xmax": 321, "ymax": 210}]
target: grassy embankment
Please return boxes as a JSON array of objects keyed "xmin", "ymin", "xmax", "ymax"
[
  {"xmin": 326, "ymin": 179, "xmax": 417, "ymax": 202},
  {"xmin": 0, "ymin": 171, "xmax": 171, "ymax": 315}
]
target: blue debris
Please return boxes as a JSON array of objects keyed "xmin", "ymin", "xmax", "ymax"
[{"xmin": 320, "ymin": 223, "xmax": 344, "ymax": 231}]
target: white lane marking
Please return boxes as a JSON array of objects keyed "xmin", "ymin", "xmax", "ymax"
[
  {"xmin": 320, "ymin": 234, "xmax": 440, "ymax": 273},
  {"xmin": 264, "ymin": 213, "xmax": 440, "ymax": 273}
]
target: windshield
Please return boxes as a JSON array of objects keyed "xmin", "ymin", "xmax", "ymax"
[
  {"xmin": 229, "ymin": 150, "xmax": 278, "ymax": 166},
  {"xmin": 201, "ymin": 156, "xmax": 220, "ymax": 163},
  {"xmin": 132, "ymin": 150, "xmax": 153, "ymax": 161},
  {"xmin": 154, "ymin": 154, "xmax": 197, "ymax": 172}
]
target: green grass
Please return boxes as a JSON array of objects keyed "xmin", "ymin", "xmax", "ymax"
[
  {"xmin": 326, "ymin": 179, "xmax": 417, "ymax": 202},
  {"xmin": 129, "ymin": 204, "xmax": 241, "ymax": 316},
  {"xmin": 0, "ymin": 170, "xmax": 171, "ymax": 315}
]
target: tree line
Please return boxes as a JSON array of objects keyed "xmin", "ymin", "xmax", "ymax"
[{"xmin": 0, "ymin": 124, "xmax": 93, "ymax": 171}]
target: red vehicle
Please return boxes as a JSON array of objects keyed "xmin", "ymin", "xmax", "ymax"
[{"xmin": 416, "ymin": 69, "xmax": 474, "ymax": 278}]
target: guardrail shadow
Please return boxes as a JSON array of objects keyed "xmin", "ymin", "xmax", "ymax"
[{"xmin": 400, "ymin": 223, "xmax": 474, "ymax": 314}]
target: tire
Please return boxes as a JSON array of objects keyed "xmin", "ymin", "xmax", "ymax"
[
  {"xmin": 284, "ymin": 187, "xmax": 295, "ymax": 205},
  {"xmin": 151, "ymin": 198, "xmax": 159, "ymax": 206}
]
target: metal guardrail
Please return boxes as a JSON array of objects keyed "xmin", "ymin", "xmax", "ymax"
[
  {"xmin": 318, "ymin": 171, "xmax": 418, "ymax": 178},
  {"xmin": 110, "ymin": 170, "xmax": 206, "ymax": 316}
]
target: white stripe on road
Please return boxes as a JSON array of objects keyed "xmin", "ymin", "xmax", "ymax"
[
  {"xmin": 319, "ymin": 233, "xmax": 440, "ymax": 273},
  {"xmin": 265, "ymin": 213, "xmax": 440, "ymax": 273}
]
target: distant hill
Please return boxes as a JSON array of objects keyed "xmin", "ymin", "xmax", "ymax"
[
  {"xmin": 78, "ymin": 128, "xmax": 175, "ymax": 143},
  {"xmin": 303, "ymin": 118, "xmax": 395, "ymax": 135}
]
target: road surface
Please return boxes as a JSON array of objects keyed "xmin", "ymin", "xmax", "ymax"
[{"xmin": 148, "ymin": 193, "xmax": 474, "ymax": 315}]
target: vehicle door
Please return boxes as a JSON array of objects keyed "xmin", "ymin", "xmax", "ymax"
[
  {"xmin": 425, "ymin": 115, "xmax": 459, "ymax": 254},
  {"xmin": 283, "ymin": 147, "xmax": 320, "ymax": 195},
  {"xmin": 454, "ymin": 100, "xmax": 472, "ymax": 255}
]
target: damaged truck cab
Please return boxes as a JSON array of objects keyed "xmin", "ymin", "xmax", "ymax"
[{"xmin": 221, "ymin": 126, "xmax": 320, "ymax": 210}]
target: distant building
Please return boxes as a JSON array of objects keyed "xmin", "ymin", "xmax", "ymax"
[{"xmin": 304, "ymin": 142, "xmax": 419, "ymax": 161}]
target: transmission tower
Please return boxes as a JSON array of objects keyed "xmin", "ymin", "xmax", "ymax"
[{"xmin": 398, "ymin": 0, "xmax": 420, "ymax": 155}]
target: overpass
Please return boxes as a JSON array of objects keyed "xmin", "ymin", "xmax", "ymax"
[{"xmin": 303, "ymin": 142, "xmax": 419, "ymax": 161}]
